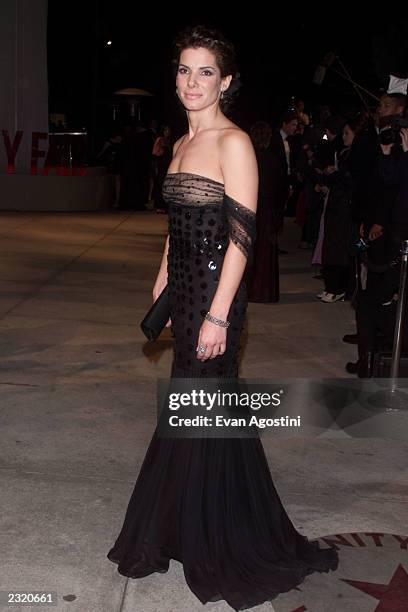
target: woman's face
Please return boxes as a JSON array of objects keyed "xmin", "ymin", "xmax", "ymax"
[
  {"xmin": 342, "ymin": 125, "xmax": 355, "ymax": 147},
  {"xmin": 176, "ymin": 46, "xmax": 231, "ymax": 112}
]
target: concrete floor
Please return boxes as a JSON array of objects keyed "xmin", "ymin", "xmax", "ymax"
[{"xmin": 0, "ymin": 211, "xmax": 407, "ymax": 612}]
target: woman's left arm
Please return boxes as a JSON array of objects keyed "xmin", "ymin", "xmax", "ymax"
[{"xmin": 196, "ymin": 130, "xmax": 258, "ymax": 361}]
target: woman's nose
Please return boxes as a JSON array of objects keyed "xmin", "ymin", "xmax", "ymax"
[{"xmin": 187, "ymin": 72, "xmax": 197, "ymax": 87}]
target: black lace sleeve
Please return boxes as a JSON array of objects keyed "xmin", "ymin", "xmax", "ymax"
[{"xmin": 223, "ymin": 193, "xmax": 257, "ymax": 261}]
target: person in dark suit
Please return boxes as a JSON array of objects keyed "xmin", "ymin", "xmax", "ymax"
[
  {"xmin": 349, "ymin": 97, "xmax": 405, "ymax": 268},
  {"xmin": 269, "ymin": 112, "xmax": 298, "ymax": 253},
  {"xmin": 365, "ymin": 94, "xmax": 408, "ymax": 245},
  {"xmin": 349, "ymin": 126, "xmax": 408, "ymax": 377},
  {"xmin": 343, "ymin": 94, "xmax": 407, "ymax": 350},
  {"xmin": 117, "ymin": 122, "xmax": 152, "ymax": 211}
]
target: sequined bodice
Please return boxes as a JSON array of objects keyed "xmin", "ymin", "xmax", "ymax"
[
  {"xmin": 162, "ymin": 172, "xmax": 256, "ymax": 377},
  {"xmin": 163, "ymin": 173, "xmax": 227, "ymax": 262},
  {"xmin": 162, "ymin": 172, "xmax": 256, "ymax": 260}
]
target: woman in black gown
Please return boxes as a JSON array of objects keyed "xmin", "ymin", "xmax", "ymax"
[
  {"xmin": 246, "ymin": 121, "xmax": 280, "ymax": 303},
  {"xmin": 107, "ymin": 25, "xmax": 339, "ymax": 610}
]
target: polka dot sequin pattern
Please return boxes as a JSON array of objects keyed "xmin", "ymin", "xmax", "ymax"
[{"xmin": 162, "ymin": 172, "xmax": 256, "ymax": 378}]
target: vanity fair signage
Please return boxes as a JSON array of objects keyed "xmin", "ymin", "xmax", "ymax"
[
  {"xmin": 1, "ymin": 129, "xmax": 87, "ymax": 176},
  {"xmin": 273, "ymin": 532, "xmax": 408, "ymax": 611}
]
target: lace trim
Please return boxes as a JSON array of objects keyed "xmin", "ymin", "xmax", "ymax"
[
  {"xmin": 223, "ymin": 194, "xmax": 257, "ymax": 260},
  {"xmin": 162, "ymin": 173, "xmax": 224, "ymax": 206}
]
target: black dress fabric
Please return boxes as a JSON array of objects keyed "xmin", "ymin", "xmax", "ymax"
[
  {"xmin": 164, "ymin": 172, "xmax": 255, "ymax": 378},
  {"xmin": 107, "ymin": 172, "xmax": 339, "ymax": 610}
]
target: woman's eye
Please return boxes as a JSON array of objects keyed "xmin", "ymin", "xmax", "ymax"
[
  {"xmin": 178, "ymin": 68, "xmax": 188, "ymax": 74},
  {"xmin": 202, "ymin": 70, "xmax": 213, "ymax": 76}
]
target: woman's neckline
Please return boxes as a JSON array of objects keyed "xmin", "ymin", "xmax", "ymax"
[{"xmin": 165, "ymin": 171, "xmax": 224, "ymax": 187}]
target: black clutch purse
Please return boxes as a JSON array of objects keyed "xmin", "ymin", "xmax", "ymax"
[{"xmin": 140, "ymin": 285, "xmax": 170, "ymax": 341}]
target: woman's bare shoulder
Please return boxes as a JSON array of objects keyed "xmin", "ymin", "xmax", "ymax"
[
  {"xmin": 172, "ymin": 133, "xmax": 188, "ymax": 155},
  {"xmin": 218, "ymin": 126, "xmax": 258, "ymax": 209},
  {"xmin": 218, "ymin": 125, "xmax": 254, "ymax": 155}
]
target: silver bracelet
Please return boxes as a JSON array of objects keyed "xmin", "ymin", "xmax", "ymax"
[{"xmin": 204, "ymin": 312, "xmax": 230, "ymax": 328}]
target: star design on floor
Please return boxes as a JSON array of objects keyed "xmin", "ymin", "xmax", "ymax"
[{"xmin": 341, "ymin": 564, "xmax": 408, "ymax": 611}]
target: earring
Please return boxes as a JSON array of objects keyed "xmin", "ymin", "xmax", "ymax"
[{"xmin": 220, "ymin": 90, "xmax": 224, "ymax": 100}]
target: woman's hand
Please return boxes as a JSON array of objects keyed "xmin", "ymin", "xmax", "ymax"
[
  {"xmin": 153, "ymin": 273, "xmax": 167, "ymax": 301},
  {"xmin": 196, "ymin": 319, "xmax": 227, "ymax": 361},
  {"xmin": 401, "ymin": 128, "xmax": 408, "ymax": 153}
]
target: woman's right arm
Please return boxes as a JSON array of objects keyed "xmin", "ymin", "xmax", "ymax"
[{"xmin": 152, "ymin": 235, "xmax": 169, "ymax": 302}]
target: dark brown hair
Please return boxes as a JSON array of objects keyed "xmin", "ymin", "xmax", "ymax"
[
  {"xmin": 344, "ymin": 114, "xmax": 368, "ymax": 135},
  {"xmin": 250, "ymin": 121, "xmax": 272, "ymax": 149},
  {"xmin": 279, "ymin": 111, "xmax": 299, "ymax": 128},
  {"xmin": 172, "ymin": 25, "xmax": 238, "ymax": 112}
]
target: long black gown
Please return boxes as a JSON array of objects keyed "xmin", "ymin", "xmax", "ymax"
[
  {"xmin": 107, "ymin": 172, "xmax": 339, "ymax": 610},
  {"xmin": 246, "ymin": 147, "xmax": 280, "ymax": 303}
]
